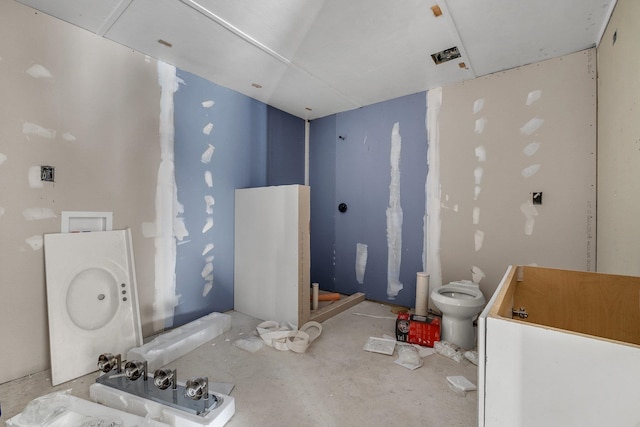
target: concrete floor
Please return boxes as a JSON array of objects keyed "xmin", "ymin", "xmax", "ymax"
[{"xmin": 0, "ymin": 300, "xmax": 478, "ymax": 426}]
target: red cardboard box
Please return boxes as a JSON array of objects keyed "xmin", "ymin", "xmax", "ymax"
[{"xmin": 396, "ymin": 312, "xmax": 440, "ymax": 347}]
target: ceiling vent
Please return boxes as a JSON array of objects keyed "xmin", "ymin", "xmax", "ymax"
[{"xmin": 431, "ymin": 46, "xmax": 461, "ymax": 65}]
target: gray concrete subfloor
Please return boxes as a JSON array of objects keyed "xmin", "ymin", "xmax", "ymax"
[{"xmin": 0, "ymin": 300, "xmax": 478, "ymax": 426}]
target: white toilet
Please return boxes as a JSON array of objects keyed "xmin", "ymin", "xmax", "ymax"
[{"xmin": 431, "ymin": 280, "xmax": 486, "ymax": 349}]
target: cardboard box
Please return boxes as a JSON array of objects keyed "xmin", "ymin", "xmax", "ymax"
[{"xmin": 396, "ymin": 313, "xmax": 440, "ymax": 347}]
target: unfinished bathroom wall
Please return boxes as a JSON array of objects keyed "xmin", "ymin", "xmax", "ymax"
[
  {"xmin": 597, "ymin": 0, "xmax": 640, "ymax": 276},
  {"xmin": 267, "ymin": 107, "xmax": 306, "ymax": 186},
  {"xmin": 172, "ymin": 69, "xmax": 269, "ymax": 326},
  {"xmin": 435, "ymin": 49, "xmax": 596, "ymax": 300},
  {"xmin": 0, "ymin": 1, "xmax": 160, "ymax": 384},
  {"xmin": 309, "ymin": 115, "xmax": 337, "ymax": 293},
  {"xmin": 310, "ymin": 93, "xmax": 428, "ymax": 309}
]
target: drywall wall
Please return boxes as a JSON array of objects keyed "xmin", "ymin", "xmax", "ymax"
[
  {"xmin": 310, "ymin": 92, "xmax": 428, "ymax": 308},
  {"xmin": 0, "ymin": 1, "xmax": 160, "ymax": 384},
  {"xmin": 435, "ymin": 49, "xmax": 596, "ymax": 300},
  {"xmin": 597, "ymin": 0, "xmax": 640, "ymax": 276},
  {"xmin": 309, "ymin": 115, "xmax": 337, "ymax": 291},
  {"xmin": 172, "ymin": 69, "xmax": 269, "ymax": 326},
  {"xmin": 267, "ymin": 107, "xmax": 306, "ymax": 186}
]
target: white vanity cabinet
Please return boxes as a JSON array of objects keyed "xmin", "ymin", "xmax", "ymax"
[{"xmin": 478, "ymin": 265, "xmax": 640, "ymax": 427}]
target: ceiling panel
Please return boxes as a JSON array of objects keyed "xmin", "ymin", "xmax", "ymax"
[
  {"xmin": 15, "ymin": 0, "xmax": 126, "ymax": 34},
  {"xmin": 13, "ymin": 0, "xmax": 617, "ymax": 119},
  {"xmin": 447, "ymin": 0, "xmax": 615, "ymax": 76}
]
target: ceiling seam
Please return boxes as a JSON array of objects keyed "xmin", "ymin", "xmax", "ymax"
[
  {"xmin": 438, "ymin": 0, "xmax": 477, "ymax": 80},
  {"xmin": 97, "ymin": 0, "xmax": 134, "ymax": 37},
  {"xmin": 178, "ymin": 0, "xmax": 362, "ymax": 114}
]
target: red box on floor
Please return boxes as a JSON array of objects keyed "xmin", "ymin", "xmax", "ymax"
[{"xmin": 395, "ymin": 313, "xmax": 440, "ymax": 347}]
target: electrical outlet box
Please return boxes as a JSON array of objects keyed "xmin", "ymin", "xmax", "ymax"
[
  {"xmin": 41, "ymin": 165, "xmax": 55, "ymax": 182},
  {"xmin": 532, "ymin": 192, "xmax": 542, "ymax": 205}
]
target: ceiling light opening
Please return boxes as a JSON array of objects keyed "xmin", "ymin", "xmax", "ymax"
[{"xmin": 431, "ymin": 46, "xmax": 461, "ymax": 65}]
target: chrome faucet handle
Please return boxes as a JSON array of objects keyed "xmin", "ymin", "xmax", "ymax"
[
  {"xmin": 97, "ymin": 353, "xmax": 121, "ymax": 373},
  {"xmin": 153, "ymin": 368, "xmax": 177, "ymax": 390},
  {"xmin": 124, "ymin": 360, "xmax": 147, "ymax": 381},
  {"xmin": 185, "ymin": 376, "xmax": 209, "ymax": 400}
]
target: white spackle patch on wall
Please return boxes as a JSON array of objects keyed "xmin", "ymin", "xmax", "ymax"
[
  {"xmin": 0, "ymin": 207, "xmax": 5, "ymax": 217},
  {"xmin": 474, "ymin": 185, "xmax": 481, "ymax": 200},
  {"xmin": 520, "ymin": 117, "xmax": 544, "ymax": 135},
  {"xmin": 471, "ymin": 265, "xmax": 486, "ymax": 283},
  {"xmin": 204, "ymin": 195, "xmax": 215, "ymax": 214},
  {"xmin": 23, "ymin": 122, "xmax": 56, "ymax": 140},
  {"xmin": 154, "ymin": 61, "xmax": 181, "ymax": 328},
  {"xmin": 475, "ymin": 145, "xmax": 486, "ymax": 162},
  {"xmin": 22, "ymin": 207, "xmax": 55, "ymax": 220},
  {"xmin": 203, "ymin": 281, "xmax": 213, "ymax": 297},
  {"xmin": 201, "ymin": 144, "xmax": 215, "ymax": 164},
  {"xmin": 202, "ymin": 100, "xmax": 214, "ymax": 108},
  {"xmin": 474, "ymin": 117, "xmax": 487, "ymax": 134},
  {"xmin": 0, "ymin": 153, "xmax": 7, "ymax": 165},
  {"xmin": 523, "ymin": 141, "xmax": 541, "ymax": 156},
  {"xmin": 520, "ymin": 200, "xmax": 539, "ymax": 235},
  {"xmin": 473, "ymin": 207, "xmax": 480, "ymax": 225},
  {"xmin": 521, "ymin": 164, "xmax": 541, "ymax": 178},
  {"xmin": 28, "ymin": 166, "xmax": 43, "ymax": 188},
  {"xmin": 202, "ymin": 123, "xmax": 213, "ymax": 135},
  {"xmin": 204, "ymin": 170, "xmax": 213, "ymax": 187},
  {"xmin": 206, "ymin": 255, "xmax": 214, "ymax": 263},
  {"xmin": 26, "ymin": 64, "xmax": 52, "ymax": 79},
  {"xmin": 202, "ymin": 243, "xmax": 214, "ymax": 256},
  {"xmin": 425, "ymin": 88, "xmax": 443, "ymax": 291},
  {"xmin": 474, "ymin": 230, "xmax": 485, "ymax": 251},
  {"xmin": 474, "ymin": 167, "xmax": 483, "ymax": 185},
  {"xmin": 355, "ymin": 243, "xmax": 368, "ymax": 284},
  {"xmin": 201, "ymin": 262, "xmax": 213, "ymax": 279},
  {"xmin": 142, "ymin": 222, "xmax": 157, "ymax": 238},
  {"xmin": 173, "ymin": 217, "xmax": 189, "ymax": 241},
  {"xmin": 62, "ymin": 132, "xmax": 77, "ymax": 141},
  {"xmin": 473, "ymin": 98, "xmax": 485, "ymax": 114},
  {"xmin": 526, "ymin": 90, "xmax": 542, "ymax": 106},
  {"xmin": 202, "ymin": 217, "xmax": 213, "ymax": 233},
  {"xmin": 25, "ymin": 235, "xmax": 43, "ymax": 250},
  {"xmin": 386, "ymin": 122, "xmax": 403, "ymax": 299}
]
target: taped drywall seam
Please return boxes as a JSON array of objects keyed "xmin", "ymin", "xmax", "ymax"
[
  {"xmin": 425, "ymin": 88, "xmax": 443, "ymax": 296},
  {"xmin": 386, "ymin": 122, "xmax": 403, "ymax": 299},
  {"xmin": 154, "ymin": 61, "xmax": 182, "ymax": 329},
  {"xmin": 355, "ymin": 243, "xmax": 368, "ymax": 284},
  {"xmin": 22, "ymin": 207, "xmax": 56, "ymax": 220},
  {"xmin": 473, "ymin": 99, "xmax": 485, "ymax": 262},
  {"xmin": 305, "ymin": 120, "xmax": 310, "ymax": 186}
]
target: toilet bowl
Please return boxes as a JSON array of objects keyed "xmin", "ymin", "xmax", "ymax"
[{"xmin": 431, "ymin": 280, "xmax": 486, "ymax": 349}]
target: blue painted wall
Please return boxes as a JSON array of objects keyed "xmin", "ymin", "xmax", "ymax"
[
  {"xmin": 267, "ymin": 107, "xmax": 305, "ymax": 185},
  {"xmin": 173, "ymin": 66, "xmax": 426, "ymax": 323},
  {"xmin": 173, "ymin": 69, "xmax": 268, "ymax": 326},
  {"xmin": 310, "ymin": 92, "xmax": 428, "ymax": 309},
  {"xmin": 309, "ymin": 115, "xmax": 337, "ymax": 291},
  {"xmin": 173, "ymin": 70, "xmax": 306, "ymax": 326}
]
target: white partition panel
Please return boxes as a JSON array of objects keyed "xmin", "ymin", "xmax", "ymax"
[{"xmin": 234, "ymin": 185, "xmax": 310, "ymax": 327}]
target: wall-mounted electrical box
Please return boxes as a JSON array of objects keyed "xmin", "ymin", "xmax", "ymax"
[
  {"xmin": 41, "ymin": 165, "xmax": 55, "ymax": 182},
  {"xmin": 532, "ymin": 192, "xmax": 543, "ymax": 205}
]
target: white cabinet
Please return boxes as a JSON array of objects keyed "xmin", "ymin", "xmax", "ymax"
[{"xmin": 478, "ymin": 265, "xmax": 640, "ymax": 427}]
